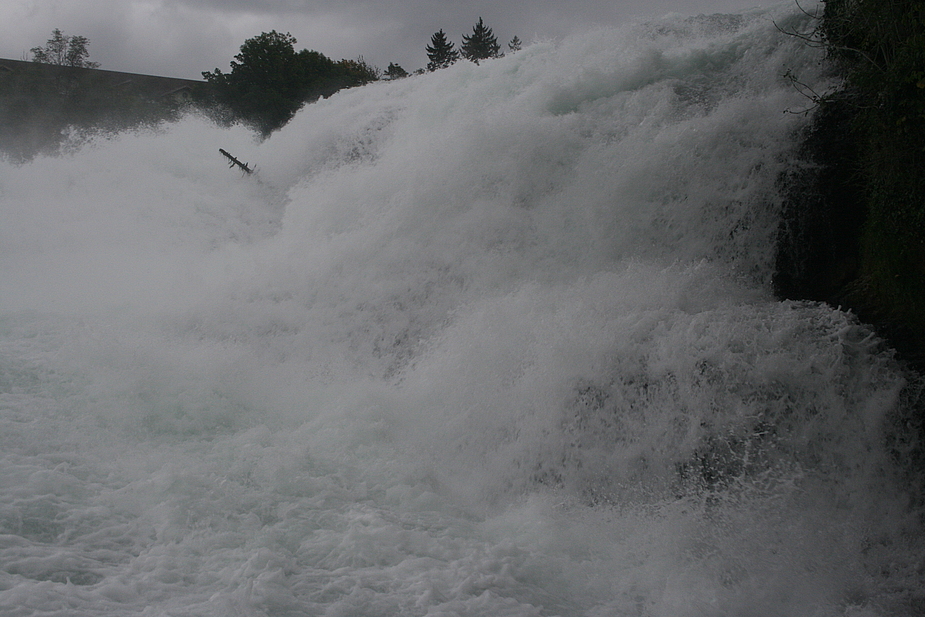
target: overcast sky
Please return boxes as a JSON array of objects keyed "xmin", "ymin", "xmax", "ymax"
[{"xmin": 1, "ymin": 0, "xmax": 772, "ymax": 80}]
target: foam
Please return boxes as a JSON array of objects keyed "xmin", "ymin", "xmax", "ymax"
[{"xmin": 1, "ymin": 5, "xmax": 921, "ymax": 615}]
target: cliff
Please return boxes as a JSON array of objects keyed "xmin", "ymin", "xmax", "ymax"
[{"xmin": 774, "ymin": 0, "xmax": 925, "ymax": 371}]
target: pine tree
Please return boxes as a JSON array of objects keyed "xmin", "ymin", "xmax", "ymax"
[
  {"xmin": 461, "ymin": 18, "xmax": 501, "ymax": 64},
  {"xmin": 508, "ymin": 36, "xmax": 523, "ymax": 53},
  {"xmin": 426, "ymin": 29, "xmax": 459, "ymax": 71}
]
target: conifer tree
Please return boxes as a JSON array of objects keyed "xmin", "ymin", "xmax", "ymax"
[
  {"xmin": 508, "ymin": 36, "xmax": 523, "ymax": 53},
  {"xmin": 426, "ymin": 29, "xmax": 459, "ymax": 71},
  {"xmin": 461, "ymin": 18, "xmax": 501, "ymax": 64}
]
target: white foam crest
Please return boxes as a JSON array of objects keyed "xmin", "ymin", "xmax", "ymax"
[{"xmin": 152, "ymin": 7, "xmax": 830, "ymax": 385}]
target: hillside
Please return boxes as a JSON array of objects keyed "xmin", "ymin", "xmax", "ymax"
[{"xmin": 0, "ymin": 58, "xmax": 204, "ymax": 161}]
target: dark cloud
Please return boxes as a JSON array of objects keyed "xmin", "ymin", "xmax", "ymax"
[{"xmin": 1, "ymin": 0, "xmax": 765, "ymax": 79}]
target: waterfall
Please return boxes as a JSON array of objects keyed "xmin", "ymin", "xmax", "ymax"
[{"xmin": 1, "ymin": 5, "xmax": 921, "ymax": 615}]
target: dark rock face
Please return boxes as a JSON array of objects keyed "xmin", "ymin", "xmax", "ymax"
[
  {"xmin": 781, "ymin": 0, "xmax": 925, "ymax": 374},
  {"xmin": 774, "ymin": 95, "xmax": 865, "ymax": 311},
  {"xmin": 774, "ymin": 95, "xmax": 925, "ymax": 372},
  {"xmin": 776, "ymin": 94, "xmax": 925, "ymax": 494}
]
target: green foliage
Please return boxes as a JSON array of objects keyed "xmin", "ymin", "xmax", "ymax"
[
  {"xmin": 384, "ymin": 62, "xmax": 409, "ymax": 80},
  {"xmin": 203, "ymin": 31, "xmax": 332, "ymax": 135},
  {"xmin": 461, "ymin": 18, "xmax": 501, "ymax": 64},
  {"xmin": 426, "ymin": 29, "xmax": 459, "ymax": 71},
  {"xmin": 201, "ymin": 31, "xmax": 379, "ymax": 136},
  {"xmin": 30, "ymin": 28, "xmax": 99, "ymax": 69},
  {"xmin": 336, "ymin": 56, "xmax": 381, "ymax": 85},
  {"xmin": 821, "ymin": 0, "xmax": 925, "ymax": 136}
]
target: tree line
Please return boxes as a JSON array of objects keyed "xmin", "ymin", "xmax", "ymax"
[
  {"xmin": 2, "ymin": 20, "xmax": 521, "ymax": 159},
  {"xmin": 199, "ymin": 17, "xmax": 521, "ymax": 135},
  {"xmin": 426, "ymin": 18, "xmax": 522, "ymax": 70}
]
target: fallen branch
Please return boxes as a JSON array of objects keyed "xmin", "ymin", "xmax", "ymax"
[{"xmin": 219, "ymin": 148, "xmax": 254, "ymax": 175}]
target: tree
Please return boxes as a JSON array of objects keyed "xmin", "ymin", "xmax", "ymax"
[
  {"xmin": 202, "ymin": 31, "xmax": 313, "ymax": 134},
  {"xmin": 508, "ymin": 36, "xmax": 523, "ymax": 53},
  {"xmin": 461, "ymin": 18, "xmax": 501, "ymax": 64},
  {"xmin": 30, "ymin": 28, "xmax": 99, "ymax": 68},
  {"xmin": 201, "ymin": 31, "xmax": 375, "ymax": 136},
  {"xmin": 426, "ymin": 29, "xmax": 459, "ymax": 71},
  {"xmin": 336, "ymin": 56, "xmax": 381, "ymax": 85},
  {"xmin": 384, "ymin": 62, "xmax": 409, "ymax": 80}
]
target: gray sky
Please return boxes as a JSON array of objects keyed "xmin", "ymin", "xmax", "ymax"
[{"xmin": 1, "ymin": 0, "xmax": 771, "ymax": 80}]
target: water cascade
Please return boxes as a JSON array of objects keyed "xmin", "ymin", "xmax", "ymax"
[{"xmin": 1, "ymin": 6, "xmax": 922, "ymax": 616}]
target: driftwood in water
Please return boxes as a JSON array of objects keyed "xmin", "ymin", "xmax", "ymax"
[{"xmin": 219, "ymin": 148, "xmax": 254, "ymax": 174}]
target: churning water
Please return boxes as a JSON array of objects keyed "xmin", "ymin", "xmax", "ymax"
[{"xmin": 2, "ymin": 5, "xmax": 923, "ymax": 616}]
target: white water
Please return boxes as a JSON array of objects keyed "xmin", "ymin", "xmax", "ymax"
[{"xmin": 2, "ymin": 6, "xmax": 923, "ymax": 616}]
